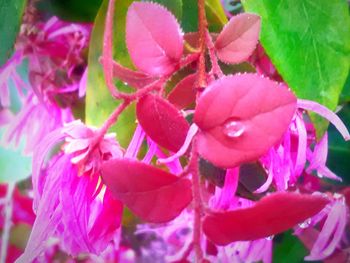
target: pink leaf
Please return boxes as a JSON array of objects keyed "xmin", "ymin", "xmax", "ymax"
[
  {"xmin": 194, "ymin": 74, "xmax": 296, "ymax": 168},
  {"xmin": 101, "ymin": 158, "xmax": 192, "ymax": 223},
  {"xmin": 215, "ymin": 13, "xmax": 261, "ymax": 64},
  {"xmin": 126, "ymin": 2, "xmax": 183, "ymax": 76},
  {"xmin": 112, "ymin": 60, "xmax": 156, "ymax": 89},
  {"xmin": 168, "ymin": 73, "xmax": 197, "ymax": 109},
  {"xmin": 136, "ymin": 94, "xmax": 190, "ymax": 152},
  {"xmin": 203, "ymin": 192, "xmax": 329, "ymax": 245}
]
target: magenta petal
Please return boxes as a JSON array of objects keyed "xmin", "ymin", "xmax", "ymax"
[
  {"xmin": 158, "ymin": 123, "xmax": 198, "ymax": 164},
  {"xmin": 125, "ymin": 124, "xmax": 145, "ymax": 158},
  {"xmin": 32, "ymin": 128, "xmax": 65, "ymax": 210},
  {"xmin": 142, "ymin": 139, "xmax": 158, "ymax": 164},
  {"xmin": 298, "ymin": 99, "xmax": 350, "ymax": 141},
  {"xmin": 305, "ymin": 199, "xmax": 347, "ymax": 260},
  {"xmin": 215, "ymin": 13, "xmax": 261, "ymax": 64},
  {"xmin": 17, "ymin": 155, "xmax": 69, "ymax": 263},
  {"xmin": 294, "ymin": 114, "xmax": 307, "ymax": 177},
  {"xmin": 215, "ymin": 168, "xmax": 239, "ymax": 210},
  {"xmin": 126, "ymin": 2, "xmax": 183, "ymax": 76},
  {"xmin": 88, "ymin": 190, "xmax": 123, "ymax": 253}
]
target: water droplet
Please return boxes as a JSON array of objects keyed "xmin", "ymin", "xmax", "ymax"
[
  {"xmin": 266, "ymin": 235, "xmax": 274, "ymax": 241},
  {"xmin": 298, "ymin": 218, "xmax": 311, "ymax": 229},
  {"xmin": 317, "ymin": 172, "xmax": 323, "ymax": 178},
  {"xmin": 123, "ymin": 82, "xmax": 128, "ymax": 85},
  {"xmin": 223, "ymin": 119, "xmax": 245, "ymax": 138}
]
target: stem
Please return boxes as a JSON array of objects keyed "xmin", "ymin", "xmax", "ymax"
[
  {"xmin": 0, "ymin": 183, "xmax": 15, "ymax": 263},
  {"xmin": 189, "ymin": 138, "xmax": 203, "ymax": 262},
  {"xmin": 103, "ymin": 0, "xmax": 133, "ymax": 100},
  {"xmin": 197, "ymin": 0, "xmax": 208, "ymax": 89},
  {"xmin": 206, "ymin": 30, "xmax": 223, "ymax": 78},
  {"xmin": 180, "ymin": 53, "xmax": 201, "ymax": 69},
  {"xmin": 92, "ymin": 100, "xmax": 131, "ymax": 148}
]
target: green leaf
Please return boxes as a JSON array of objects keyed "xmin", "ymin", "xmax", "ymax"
[
  {"xmin": 85, "ymin": 0, "xmax": 136, "ymax": 148},
  {"xmin": 181, "ymin": 0, "xmax": 198, "ymax": 32},
  {"xmin": 205, "ymin": 0, "xmax": 228, "ymax": 31},
  {"xmin": 327, "ymin": 103, "xmax": 350, "ymax": 183},
  {"xmin": 37, "ymin": 0, "xmax": 102, "ymax": 22},
  {"xmin": 340, "ymin": 71, "xmax": 350, "ymax": 103},
  {"xmin": 0, "ymin": 0, "xmax": 26, "ymax": 66},
  {"xmin": 144, "ymin": 0, "xmax": 182, "ymax": 21},
  {"xmin": 242, "ymin": 0, "xmax": 350, "ymax": 136},
  {"xmin": 181, "ymin": 0, "xmax": 227, "ymax": 33},
  {"xmin": 273, "ymin": 231, "xmax": 308, "ymax": 263}
]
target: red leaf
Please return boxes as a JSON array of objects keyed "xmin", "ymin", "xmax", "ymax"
[
  {"xmin": 137, "ymin": 94, "xmax": 190, "ymax": 152},
  {"xmin": 168, "ymin": 73, "xmax": 197, "ymax": 109},
  {"xmin": 101, "ymin": 158, "xmax": 192, "ymax": 223},
  {"xmin": 203, "ymin": 192, "xmax": 329, "ymax": 245},
  {"xmin": 126, "ymin": 2, "xmax": 183, "ymax": 77},
  {"xmin": 215, "ymin": 13, "xmax": 261, "ymax": 64},
  {"xmin": 194, "ymin": 74, "xmax": 296, "ymax": 168}
]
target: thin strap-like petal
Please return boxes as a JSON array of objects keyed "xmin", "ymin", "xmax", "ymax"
[
  {"xmin": 125, "ymin": 124, "xmax": 145, "ymax": 158},
  {"xmin": 158, "ymin": 124, "xmax": 198, "ymax": 164},
  {"xmin": 32, "ymin": 128, "xmax": 64, "ymax": 210},
  {"xmin": 298, "ymin": 99, "xmax": 350, "ymax": 141},
  {"xmin": 294, "ymin": 114, "xmax": 307, "ymax": 176}
]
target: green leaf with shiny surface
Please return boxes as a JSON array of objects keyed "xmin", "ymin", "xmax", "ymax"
[
  {"xmin": 273, "ymin": 231, "xmax": 308, "ymax": 263},
  {"xmin": 37, "ymin": 0, "xmax": 102, "ymax": 22},
  {"xmin": 181, "ymin": 0, "xmax": 227, "ymax": 32},
  {"xmin": 242, "ymin": 0, "xmax": 350, "ymax": 136},
  {"xmin": 144, "ymin": 0, "xmax": 182, "ymax": 21},
  {"xmin": 85, "ymin": 0, "xmax": 136, "ymax": 148},
  {"xmin": 0, "ymin": 0, "xmax": 26, "ymax": 66}
]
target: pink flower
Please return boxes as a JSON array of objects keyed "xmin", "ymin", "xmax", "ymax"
[
  {"xmin": 0, "ymin": 51, "xmax": 27, "ymax": 108},
  {"xmin": 306, "ymin": 133, "xmax": 342, "ymax": 181},
  {"xmin": 62, "ymin": 120, "xmax": 123, "ymax": 175},
  {"xmin": 296, "ymin": 194, "xmax": 348, "ymax": 261},
  {"xmin": 2, "ymin": 92, "xmax": 73, "ymax": 154},
  {"xmin": 18, "ymin": 154, "xmax": 123, "ymax": 262}
]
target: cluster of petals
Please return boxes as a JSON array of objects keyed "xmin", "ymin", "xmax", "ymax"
[{"xmin": 62, "ymin": 120, "xmax": 123, "ymax": 175}]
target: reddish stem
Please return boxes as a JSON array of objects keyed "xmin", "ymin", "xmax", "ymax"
[
  {"xmin": 92, "ymin": 100, "xmax": 131, "ymax": 148},
  {"xmin": 103, "ymin": 0, "xmax": 136, "ymax": 100},
  {"xmin": 197, "ymin": 0, "xmax": 208, "ymax": 89},
  {"xmin": 206, "ymin": 30, "xmax": 223, "ymax": 78},
  {"xmin": 189, "ymin": 138, "xmax": 204, "ymax": 262}
]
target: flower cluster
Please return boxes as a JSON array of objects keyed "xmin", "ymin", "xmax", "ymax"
[{"xmin": 0, "ymin": 1, "xmax": 349, "ymax": 262}]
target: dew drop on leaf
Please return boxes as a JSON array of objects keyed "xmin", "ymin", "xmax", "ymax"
[
  {"xmin": 222, "ymin": 119, "xmax": 245, "ymax": 138},
  {"xmin": 266, "ymin": 235, "xmax": 274, "ymax": 241},
  {"xmin": 298, "ymin": 218, "xmax": 311, "ymax": 229}
]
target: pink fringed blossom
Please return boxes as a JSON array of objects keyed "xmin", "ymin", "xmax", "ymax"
[
  {"xmin": 296, "ymin": 194, "xmax": 349, "ymax": 261},
  {"xmin": 17, "ymin": 118, "xmax": 126, "ymax": 261},
  {"xmin": 18, "ymin": 153, "xmax": 123, "ymax": 262},
  {"xmin": 1, "ymin": 15, "xmax": 91, "ymax": 156},
  {"xmin": 0, "ymin": 51, "xmax": 27, "ymax": 108},
  {"xmin": 62, "ymin": 120, "xmax": 123, "ymax": 175},
  {"xmin": 307, "ymin": 133, "xmax": 342, "ymax": 181},
  {"xmin": 2, "ymin": 92, "xmax": 73, "ymax": 154}
]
